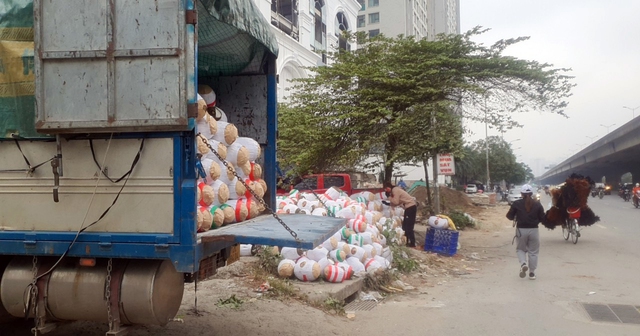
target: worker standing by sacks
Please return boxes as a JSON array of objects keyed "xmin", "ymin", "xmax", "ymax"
[{"xmin": 383, "ymin": 182, "xmax": 418, "ymax": 248}]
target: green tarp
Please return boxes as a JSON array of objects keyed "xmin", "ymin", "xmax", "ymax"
[
  {"xmin": 0, "ymin": 0, "xmax": 279, "ymax": 138},
  {"xmin": 198, "ymin": 0, "xmax": 279, "ymax": 76}
]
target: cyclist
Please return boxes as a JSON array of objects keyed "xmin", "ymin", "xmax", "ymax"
[
  {"xmin": 506, "ymin": 184, "xmax": 546, "ymax": 280},
  {"xmin": 633, "ymin": 183, "xmax": 640, "ymax": 207}
]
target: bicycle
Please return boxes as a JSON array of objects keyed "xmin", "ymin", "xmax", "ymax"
[{"xmin": 562, "ymin": 207, "xmax": 581, "ymax": 244}]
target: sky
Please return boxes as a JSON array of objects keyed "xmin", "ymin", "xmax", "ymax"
[{"xmin": 460, "ymin": 0, "xmax": 640, "ymax": 177}]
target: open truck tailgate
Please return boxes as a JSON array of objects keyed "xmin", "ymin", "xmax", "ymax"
[{"xmin": 198, "ymin": 214, "xmax": 346, "ymax": 249}]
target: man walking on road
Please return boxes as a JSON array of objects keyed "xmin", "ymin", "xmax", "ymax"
[{"xmin": 506, "ymin": 184, "xmax": 546, "ymax": 280}]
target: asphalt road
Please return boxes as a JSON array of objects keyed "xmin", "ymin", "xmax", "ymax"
[
  {"xmin": 3, "ymin": 194, "xmax": 639, "ymax": 336},
  {"xmin": 355, "ymin": 194, "xmax": 640, "ymax": 336}
]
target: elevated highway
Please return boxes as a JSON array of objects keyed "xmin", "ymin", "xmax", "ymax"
[{"xmin": 538, "ymin": 116, "xmax": 640, "ymax": 185}]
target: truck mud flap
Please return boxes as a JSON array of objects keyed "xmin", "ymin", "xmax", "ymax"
[{"xmin": 198, "ymin": 214, "xmax": 346, "ymax": 249}]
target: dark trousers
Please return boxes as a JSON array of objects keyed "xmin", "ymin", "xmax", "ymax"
[{"xmin": 402, "ymin": 205, "xmax": 417, "ymax": 247}]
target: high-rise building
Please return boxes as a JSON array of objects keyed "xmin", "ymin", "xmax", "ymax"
[
  {"xmin": 253, "ymin": 0, "xmax": 361, "ymax": 101},
  {"xmin": 356, "ymin": 0, "xmax": 459, "ymax": 40},
  {"xmin": 355, "ymin": 0, "xmax": 461, "ymax": 184},
  {"xmin": 427, "ymin": 0, "xmax": 460, "ymax": 37}
]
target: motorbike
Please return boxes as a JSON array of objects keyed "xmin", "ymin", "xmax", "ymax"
[
  {"xmin": 598, "ymin": 189, "xmax": 604, "ymax": 199},
  {"xmin": 624, "ymin": 189, "xmax": 631, "ymax": 202},
  {"xmin": 634, "ymin": 191, "xmax": 640, "ymax": 208},
  {"xmin": 591, "ymin": 189, "xmax": 597, "ymax": 198}
]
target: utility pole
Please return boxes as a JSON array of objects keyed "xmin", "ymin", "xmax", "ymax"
[
  {"xmin": 484, "ymin": 98, "xmax": 491, "ymax": 190},
  {"xmin": 431, "ymin": 107, "xmax": 440, "ymax": 215},
  {"xmin": 600, "ymin": 123, "xmax": 616, "ymax": 133},
  {"xmin": 485, "ymin": 122, "xmax": 490, "ymax": 189},
  {"xmin": 623, "ymin": 105, "xmax": 640, "ymax": 119},
  {"xmin": 432, "ymin": 155, "xmax": 440, "ymax": 214}
]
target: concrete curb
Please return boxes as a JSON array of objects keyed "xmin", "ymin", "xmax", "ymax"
[{"xmin": 294, "ymin": 278, "xmax": 365, "ymax": 304}]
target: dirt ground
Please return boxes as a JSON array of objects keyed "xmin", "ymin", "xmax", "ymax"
[
  {"xmin": 413, "ymin": 186, "xmax": 479, "ymax": 223},
  {"xmin": 2, "ymin": 205, "xmax": 515, "ymax": 336},
  {"xmin": 412, "ymin": 186, "xmax": 474, "ymax": 213}
]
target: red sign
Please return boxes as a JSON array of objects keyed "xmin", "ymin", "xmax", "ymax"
[{"xmin": 437, "ymin": 154, "xmax": 455, "ymax": 176}]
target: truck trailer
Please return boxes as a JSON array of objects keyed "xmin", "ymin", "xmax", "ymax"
[{"xmin": 0, "ymin": 0, "xmax": 344, "ymax": 334}]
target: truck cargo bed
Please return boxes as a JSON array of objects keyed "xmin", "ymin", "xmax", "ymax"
[{"xmin": 199, "ymin": 214, "xmax": 346, "ymax": 249}]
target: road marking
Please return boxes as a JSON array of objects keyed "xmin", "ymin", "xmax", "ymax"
[{"xmin": 596, "ymin": 224, "xmax": 607, "ymax": 229}]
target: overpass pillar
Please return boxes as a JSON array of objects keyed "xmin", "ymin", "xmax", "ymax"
[
  {"xmin": 630, "ymin": 169, "xmax": 640, "ymax": 184},
  {"xmin": 606, "ymin": 174, "xmax": 620, "ymax": 186}
]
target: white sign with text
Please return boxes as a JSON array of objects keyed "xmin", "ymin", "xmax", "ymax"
[{"xmin": 437, "ymin": 154, "xmax": 455, "ymax": 176}]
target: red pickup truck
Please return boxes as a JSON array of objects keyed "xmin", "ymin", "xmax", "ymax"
[{"xmin": 277, "ymin": 173, "xmax": 384, "ymax": 196}]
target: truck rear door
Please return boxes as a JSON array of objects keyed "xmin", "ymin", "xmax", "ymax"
[{"xmin": 33, "ymin": 0, "xmax": 194, "ymax": 133}]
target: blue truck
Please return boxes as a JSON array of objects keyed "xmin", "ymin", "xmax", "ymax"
[{"xmin": 0, "ymin": 0, "xmax": 344, "ymax": 334}]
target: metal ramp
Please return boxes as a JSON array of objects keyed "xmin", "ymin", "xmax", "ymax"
[{"xmin": 198, "ymin": 214, "xmax": 347, "ymax": 249}]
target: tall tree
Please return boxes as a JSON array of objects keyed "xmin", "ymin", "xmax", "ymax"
[
  {"xmin": 462, "ymin": 136, "xmax": 533, "ymax": 186},
  {"xmin": 454, "ymin": 145, "xmax": 485, "ymax": 185},
  {"xmin": 278, "ymin": 28, "xmax": 574, "ymax": 181}
]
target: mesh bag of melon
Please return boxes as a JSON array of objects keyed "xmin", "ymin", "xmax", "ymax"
[
  {"xmin": 196, "ymin": 111, "xmax": 217, "ymax": 139},
  {"xmin": 234, "ymin": 137, "xmax": 262, "ymax": 161},
  {"xmin": 197, "ymin": 206, "xmax": 213, "ymax": 232},
  {"xmin": 207, "ymin": 205, "xmax": 225, "ymax": 229},
  {"xmin": 212, "ymin": 121, "xmax": 238, "ymax": 146},
  {"xmin": 226, "ymin": 142, "xmax": 249, "ymax": 166},
  {"xmin": 224, "ymin": 198, "xmax": 259, "ymax": 224},
  {"xmin": 196, "ymin": 108, "xmax": 238, "ymax": 147},
  {"xmin": 210, "ymin": 180, "xmax": 230, "ymax": 205},
  {"xmin": 306, "ymin": 247, "xmax": 328, "ymax": 262},
  {"xmin": 323, "ymin": 265, "xmax": 346, "ymax": 283},
  {"xmin": 199, "ymin": 158, "xmax": 222, "ymax": 184},
  {"xmin": 198, "ymin": 137, "xmax": 228, "ymax": 161},
  {"xmin": 226, "ymin": 178, "xmax": 247, "ymax": 199},
  {"xmin": 236, "ymin": 161, "xmax": 264, "ymax": 181},
  {"xmin": 294, "ymin": 259, "xmax": 321, "ymax": 282}
]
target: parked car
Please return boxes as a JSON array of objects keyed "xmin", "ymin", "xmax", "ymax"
[
  {"xmin": 466, "ymin": 184, "xmax": 478, "ymax": 194},
  {"xmin": 507, "ymin": 186, "xmax": 523, "ymax": 205},
  {"xmin": 277, "ymin": 173, "xmax": 384, "ymax": 196}
]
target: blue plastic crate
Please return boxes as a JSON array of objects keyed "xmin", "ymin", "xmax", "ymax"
[{"xmin": 423, "ymin": 228, "xmax": 459, "ymax": 256}]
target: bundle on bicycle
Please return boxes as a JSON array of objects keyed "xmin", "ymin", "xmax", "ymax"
[{"xmin": 543, "ymin": 173, "xmax": 601, "ymax": 243}]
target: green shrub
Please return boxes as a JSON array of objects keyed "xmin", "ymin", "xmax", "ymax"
[
  {"xmin": 447, "ymin": 210, "xmax": 475, "ymax": 230},
  {"xmin": 255, "ymin": 245, "xmax": 282, "ymax": 275},
  {"xmin": 323, "ymin": 297, "xmax": 345, "ymax": 315},
  {"xmin": 216, "ymin": 294, "xmax": 244, "ymax": 309},
  {"xmin": 390, "ymin": 245, "xmax": 420, "ymax": 273},
  {"xmin": 363, "ymin": 270, "xmax": 396, "ymax": 292}
]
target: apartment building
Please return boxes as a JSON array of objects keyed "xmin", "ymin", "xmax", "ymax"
[
  {"xmin": 428, "ymin": 0, "xmax": 461, "ymax": 37},
  {"xmin": 253, "ymin": 0, "xmax": 361, "ymax": 101},
  {"xmin": 356, "ymin": 0, "xmax": 459, "ymax": 40}
]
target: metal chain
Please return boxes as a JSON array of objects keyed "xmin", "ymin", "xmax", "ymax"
[
  {"xmin": 193, "ymin": 276, "xmax": 199, "ymax": 315},
  {"xmin": 105, "ymin": 258, "xmax": 113, "ymax": 329},
  {"xmin": 28, "ymin": 256, "xmax": 38, "ymax": 323},
  {"xmin": 196, "ymin": 134, "xmax": 299, "ymax": 240}
]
